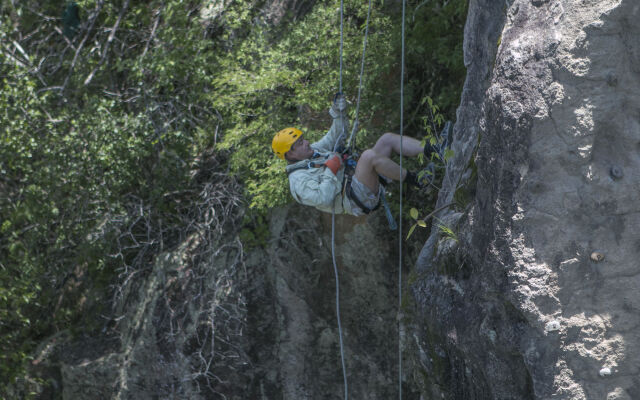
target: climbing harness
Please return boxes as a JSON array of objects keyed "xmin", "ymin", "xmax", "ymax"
[
  {"xmin": 341, "ymin": 168, "xmax": 397, "ymax": 229},
  {"xmin": 285, "ymin": 159, "xmax": 325, "ymax": 176},
  {"xmin": 344, "ymin": 174, "xmax": 379, "ymax": 214}
]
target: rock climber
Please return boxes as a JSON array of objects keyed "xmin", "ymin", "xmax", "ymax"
[{"xmin": 271, "ymin": 94, "xmax": 446, "ymax": 216}]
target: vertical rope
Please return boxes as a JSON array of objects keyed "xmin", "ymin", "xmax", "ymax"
[
  {"xmin": 346, "ymin": 0, "xmax": 373, "ymax": 150},
  {"xmin": 332, "ymin": 207, "xmax": 348, "ymax": 399},
  {"xmin": 335, "ymin": 2, "xmax": 348, "ymax": 399},
  {"xmin": 339, "ymin": 0, "xmax": 344, "ymax": 93},
  {"xmin": 398, "ymin": 0, "xmax": 406, "ymax": 399}
]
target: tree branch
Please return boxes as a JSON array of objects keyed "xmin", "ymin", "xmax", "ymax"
[{"xmin": 84, "ymin": 0, "xmax": 131, "ymax": 86}]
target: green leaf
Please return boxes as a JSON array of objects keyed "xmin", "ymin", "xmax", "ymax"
[
  {"xmin": 406, "ymin": 224, "xmax": 417, "ymax": 239},
  {"xmin": 417, "ymin": 220, "xmax": 427, "ymax": 228},
  {"xmin": 444, "ymin": 148, "xmax": 455, "ymax": 161},
  {"xmin": 410, "ymin": 208, "xmax": 418, "ymax": 220}
]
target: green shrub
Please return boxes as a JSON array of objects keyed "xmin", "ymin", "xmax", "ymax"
[{"xmin": 0, "ymin": 0, "xmax": 467, "ymax": 390}]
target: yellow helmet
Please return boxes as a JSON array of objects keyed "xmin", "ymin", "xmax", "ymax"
[{"xmin": 272, "ymin": 127, "xmax": 303, "ymax": 160}]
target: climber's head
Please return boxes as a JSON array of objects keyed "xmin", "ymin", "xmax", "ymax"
[{"xmin": 272, "ymin": 127, "xmax": 312, "ymax": 162}]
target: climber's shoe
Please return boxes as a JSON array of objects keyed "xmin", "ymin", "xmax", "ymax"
[
  {"xmin": 424, "ymin": 140, "xmax": 438, "ymax": 159},
  {"xmin": 406, "ymin": 163, "xmax": 435, "ymax": 190}
]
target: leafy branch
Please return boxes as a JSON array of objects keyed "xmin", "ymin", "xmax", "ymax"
[{"xmin": 406, "ymin": 202, "xmax": 455, "ymax": 239}]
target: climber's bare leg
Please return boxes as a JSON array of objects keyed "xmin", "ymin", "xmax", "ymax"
[
  {"xmin": 354, "ymin": 149, "xmax": 406, "ymax": 193},
  {"xmin": 372, "ymin": 133, "xmax": 423, "ymax": 158}
]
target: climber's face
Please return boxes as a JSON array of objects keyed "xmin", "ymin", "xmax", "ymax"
[{"xmin": 285, "ymin": 138, "xmax": 313, "ymax": 161}]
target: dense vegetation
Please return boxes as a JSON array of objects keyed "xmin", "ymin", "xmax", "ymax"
[{"xmin": 0, "ymin": 0, "xmax": 466, "ymax": 395}]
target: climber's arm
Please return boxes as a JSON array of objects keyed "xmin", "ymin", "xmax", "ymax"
[{"xmin": 312, "ymin": 94, "xmax": 349, "ymax": 153}]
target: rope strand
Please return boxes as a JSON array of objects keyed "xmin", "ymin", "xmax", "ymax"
[
  {"xmin": 334, "ymin": 1, "xmax": 348, "ymax": 398},
  {"xmin": 398, "ymin": 0, "xmax": 406, "ymax": 399},
  {"xmin": 346, "ymin": 0, "xmax": 373, "ymax": 150},
  {"xmin": 332, "ymin": 0, "xmax": 374, "ymax": 397},
  {"xmin": 332, "ymin": 206, "xmax": 348, "ymax": 399},
  {"xmin": 339, "ymin": 0, "xmax": 344, "ymax": 93}
]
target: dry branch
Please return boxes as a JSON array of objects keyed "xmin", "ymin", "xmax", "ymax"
[{"xmin": 84, "ymin": 0, "xmax": 131, "ymax": 86}]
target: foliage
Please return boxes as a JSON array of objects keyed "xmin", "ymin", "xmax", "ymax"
[
  {"xmin": 438, "ymin": 220, "xmax": 459, "ymax": 242},
  {"xmin": 407, "ymin": 207, "xmax": 428, "ymax": 239},
  {"xmin": 405, "ymin": 0, "xmax": 468, "ymax": 117},
  {"xmin": 417, "ymin": 95, "xmax": 449, "ymax": 166},
  {"xmin": 0, "ymin": 0, "xmax": 229, "ymax": 390},
  {"xmin": 0, "ymin": 0, "xmax": 467, "ymax": 393}
]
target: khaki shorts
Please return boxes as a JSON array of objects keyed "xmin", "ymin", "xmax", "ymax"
[{"xmin": 349, "ymin": 175, "xmax": 381, "ymax": 216}]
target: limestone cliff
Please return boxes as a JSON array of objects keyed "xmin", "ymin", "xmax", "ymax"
[{"xmin": 412, "ymin": 0, "xmax": 640, "ymax": 398}]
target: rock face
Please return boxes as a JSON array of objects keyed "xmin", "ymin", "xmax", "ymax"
[
  {"xmin": 412, "ymin": 0, "xmax": 640, "ymax": 399},
  {"xmin": 244, "ymin": 206, "xmax": 402, "ymax": 399},
  {"xmin": 51, "ymin": 204, "xmax": 403, "ymax": 399}
]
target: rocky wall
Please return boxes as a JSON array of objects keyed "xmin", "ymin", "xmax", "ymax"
[
  {"xmin": 412, "ymin": 0, "xmax": 640, "ymax": 399},
  {"xmin": 44, "ymin": 203, "xmax": 405, "ymax": 400},
  {"xmin": 244, "ymin": 204, "xmax": 405, "ymax": 399}
]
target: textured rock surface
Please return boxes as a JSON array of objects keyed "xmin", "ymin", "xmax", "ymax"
[
  {"xmin": 58, "ymin": 237, "xmax": 249, "ymax": 399},
  {"xmin": 244, "ymin": 205, "xmax": 403, "ymax": 399},
  {"xmin": 51, "ymin": 204, "xmax": 403, "ymax": 399},
  {"xmin": 412, "ymin": 0, "xmax": 640, "ymax": 398}
]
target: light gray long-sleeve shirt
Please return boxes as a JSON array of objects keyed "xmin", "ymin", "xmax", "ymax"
[{"xmin": 285, "ymin": 104, "xmax": 354, "ymax": 215}]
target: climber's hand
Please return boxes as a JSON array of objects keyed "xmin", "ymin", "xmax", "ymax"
[
  {"xmin": 333, "ymin": 92, "xmax": 347, "ymax": 112},
  {"xmin": 329, "ymin": 93, "xmax": 347, "ymax": 118},
  {"xmin": 324, "ymin": 154, "xmax": 342, "ymax": 175}
]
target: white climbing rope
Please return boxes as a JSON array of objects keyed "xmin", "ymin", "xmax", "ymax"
[
  {"xmin": 398, "ymin": 0, "xmax": 406, "ymax": 398},
  {"xmin": 331, "ymin": 204, "xmax": 348, "ymax": 400},
  {"xmin": 332, "ymin": 1, "xmax": 349, "ymax": 399},
  {"xmin": 331, "ymin": 1, "xmax": 374, "ymax": 398},
  {"xmin": 346, "ymin": 0, "xmax": 373, "ymax": 151},
  {"xmin": 339, "ymin": 0, "xmax": 344, "ymax": 93}
]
